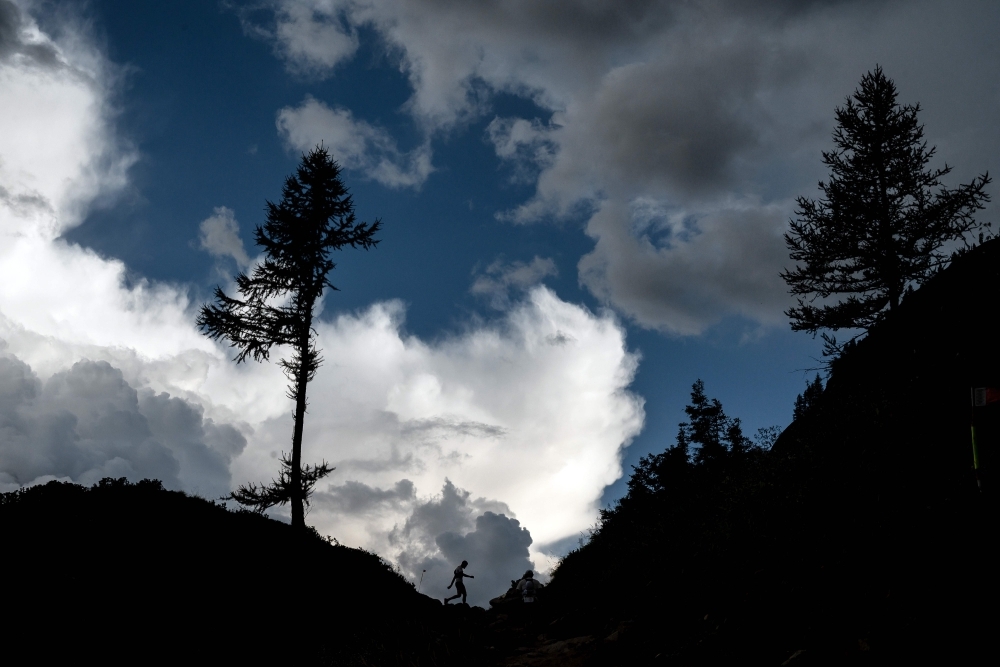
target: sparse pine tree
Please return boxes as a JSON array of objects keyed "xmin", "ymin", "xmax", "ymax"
[
  {"xmin": 782, "ymin": 67, "xmax": 991, "ymax": 336},
  {"xmin": 198, "ymin": 146, "xmax": 380, "ymax": 529}
]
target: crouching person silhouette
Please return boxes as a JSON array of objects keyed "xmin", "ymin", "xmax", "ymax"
[{"xmin": 444, "ymin": 560, "xmax": 473, "ymax": 605}]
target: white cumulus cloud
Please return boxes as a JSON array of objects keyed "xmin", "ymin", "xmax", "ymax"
[
  {"xmin": 471, "ymin": 256, "xmax": 558, "ymax": 310},
  {"xmin": 273, "ymin": 0, "xmax": 358, "ymax": 75},
  {"xmin": 277, "ymin": 96, "xmax": 434, "ymax": 189},
  {"xmin": 1, "ymin": 2, "xmax": 646, "ymax": 590},
  {"xmin": 199, "ymin": 206, "xmax": 251, "ymax": 269}
]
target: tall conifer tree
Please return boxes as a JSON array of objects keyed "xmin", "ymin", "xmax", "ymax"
[
  {"xmin": 198, "ymin": 147, "xmax": 380, "ymax": 528},
  {"xmin": 782, "ymin": 67, "xmax": 990, "ymax": 336}
]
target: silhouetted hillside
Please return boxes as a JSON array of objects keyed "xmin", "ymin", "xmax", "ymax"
[
  {"xmin": 1, "ymin": 478, "xmax": 490, "ymax": 666},
  {"xmin": 5, "ymin": 241, "xmax": 999, "ymax": 666},
  {"xmin": 543, "ymin": 239, "xmax": 1000, "ymax": 665}
]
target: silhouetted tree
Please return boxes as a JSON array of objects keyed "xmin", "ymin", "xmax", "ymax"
[
  {"xmin": 674, "ymin": 427, "xmax": 690, "ymax": 465},
  {"xmin": 683, "ymin": 380, "xmax": 748, "ymax": 465},
  {"xmin": 628, "ymin": 380, "xmax": 766, "ymax": 495},
  {"xmin": 198, "ymin": 146, "xmax": 380, "ymax": 528},
  {"xmin": 628, "ymin": 426, "xmax": 690, "ymax": 496},
  {"xmin": 782, "ymin": 67, "xmax": 991, "ymax": 338},
  {"xmin": 793, "ymin": 374, "xmax": 825, "ymax": 421},
  {"xmin": 753, "ymin": 425, "xmax": 783, "ymax": 450}
]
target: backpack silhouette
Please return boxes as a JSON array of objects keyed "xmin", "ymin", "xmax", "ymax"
[{"xmin": 522, "ymin": 578, "xmax": 537, "ymax": 602}]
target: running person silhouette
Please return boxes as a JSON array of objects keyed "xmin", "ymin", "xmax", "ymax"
[{"xmin": 444, "ymin": 560, "xmax": 474, "ymax": 604}]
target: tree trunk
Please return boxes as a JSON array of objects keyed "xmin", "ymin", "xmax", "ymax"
[
  {"xmin": 874, "ymin": 127, "xmax": 897, "ymax": 314},
  {"xmin": 290, "ymin": 323, "xmax": 311, "ymax": 529}
]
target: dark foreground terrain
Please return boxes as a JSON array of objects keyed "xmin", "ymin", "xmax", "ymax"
[
  {"xmin": 1, "ymin": 477, "xmax": 562, "ymax": 666},
  {"xmin": 2, "ymin": 478, "xmax": 438, "ymax": 664},
  {"xmin": 543, "ymin": 240, "xmax": 1000, "ymax": 665},
  {"xmin": 4, "ymin": 241, "xmax": 1000, "ymax": 665}
]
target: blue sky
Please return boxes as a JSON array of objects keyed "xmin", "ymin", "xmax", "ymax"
[
  {"xmin": 3, "ymin": 0, "xmax": 998, "ymax": 603},
  {"xmin": 64, "ymin": 0, "xmax": 821, "ymax": 491}
]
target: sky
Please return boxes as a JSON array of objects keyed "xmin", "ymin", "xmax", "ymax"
[{"xmin": 2, "ymin": 0, "xmax": 998, "ymax": 606}]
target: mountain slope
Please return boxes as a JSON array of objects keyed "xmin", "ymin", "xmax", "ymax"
[
  {"xmin": 2, "ymin": 477, "xmax": 486, "ymax": 665},
  {"xmin": 543, "ymin": 239, "xmax": 1000, "ymax": 665},
  {"xmin": 5, "ymin": 240, "xmax": 999, "ymax": 665}
]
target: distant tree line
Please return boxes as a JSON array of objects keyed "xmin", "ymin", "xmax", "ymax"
[{"xmin": 624, "ymin": 379, "xmax": 791, "ymax": 504}]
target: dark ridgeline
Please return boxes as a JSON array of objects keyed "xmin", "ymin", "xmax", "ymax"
[
  {"xmin": 1, "ymin": 478, "xmax": 496, "ymax": 665},
  {"xmin": 782, "ymin": 66, "xmax": 991, "ymax": 355},
  {"xmin": 197, "ymin": 146, "xmax": 380, "ymax": 529}
]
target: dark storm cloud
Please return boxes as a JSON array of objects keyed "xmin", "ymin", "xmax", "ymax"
[
  {"xmin": 398, "ymin": 0, "xmax": 874, "ymax": 72},
  {"xmin": 258, "ymin": 0, "xmax": 952, "ymax": 334},
  {"xmin": 0, "ymin": 1, "xmax": 19, "ymax": 58},
  {"xmin": 391, "ymin": 479, "xmax": 501, "ymax": 542},
  {"xmin": 138, "ymin": 390, "xmax": 246, "ymax": 498},
  {"xmin": 586, "ymin": 42, "xmax": 769, "ymax": 196},
  {"xmin": 402, "ymin": 0, "xmax": 678, "ymax": 46},
  {"xmin": 0, "ymin": 0, "xmax": 59, "ymax": 66},
  {"xmin": 266, "ymin": 0, "xmax": 880, "ymax": 199},
  {"xmin": 578, "ymin": 200, "xmax": 791, "ymax": 334},
  {"xmin": 510, "ymin": 0, "xmax": 1000, "ymax": 332},
  {"xmin": 436, "ymin": 511, "xmax": 534, "ymax": 602},
  {"xmin": 388, "ymin": 479, "xmax": 535, "ymax": 606},
  {"xmin": 278, "ymin": 0, "xmax": 876, "ymax": 67},
  {"xmin": 0, "ymin": 353, "xmax": 244, "ymax": 497}
]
